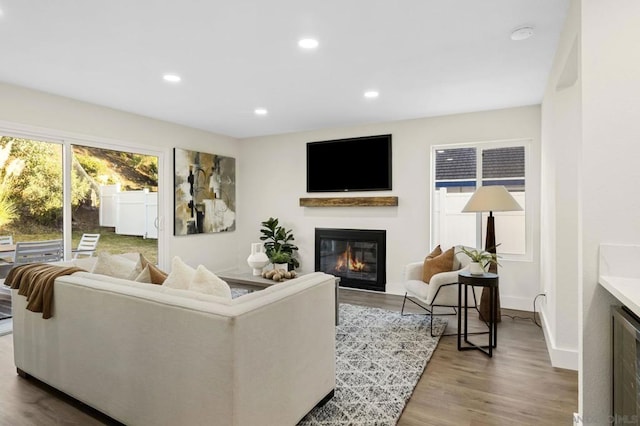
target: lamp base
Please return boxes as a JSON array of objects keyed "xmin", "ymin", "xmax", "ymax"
[
  {"xmin": 479, "ymin": 287, "xmax": 501, "ymax": 323},
  {"xmin": 480, "ymin": 213, "xmax": 501, "ymax": 323}
]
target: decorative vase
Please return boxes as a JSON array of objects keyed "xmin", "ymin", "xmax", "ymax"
[
  {"xmin": 247, "ymin": 243, "xmax": 269, "ymax": 276},
  {"xmin": 469, "ymin": 262, "xmax": 485, "ymax": 276},
  {"xmin": 274, "ymin": 263, "xmax": 288, "ymax": 272}
]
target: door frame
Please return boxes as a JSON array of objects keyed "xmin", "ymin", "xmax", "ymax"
[{"xmin": 0, "ymin": 120, "xmax": 167, "ymax": 269}]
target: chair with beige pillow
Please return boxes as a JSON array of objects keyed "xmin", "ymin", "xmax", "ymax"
[{"xmin": 401, "ymin": 244, "xmax": 483, "ymax": 336}]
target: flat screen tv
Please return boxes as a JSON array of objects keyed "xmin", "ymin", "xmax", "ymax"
[{"xmin": 306, "ymin": 134, "xmax": 392, "ymax": 192}]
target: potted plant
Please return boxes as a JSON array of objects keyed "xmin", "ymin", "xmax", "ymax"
[
  {"xmin": 458, "ymin": 246, "xmax": 501, "ymax": 275},
  {"xmin": 259, "ymin": 217, "xmax": 299, "ymax": 270},
  {"xmin": 269, "ymin": 250, "xmax": 292, "ymax": 271}
]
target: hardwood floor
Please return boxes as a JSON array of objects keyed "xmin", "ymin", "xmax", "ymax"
[
  {"xmin": 340, "ymin": 289, "xmax": 578, "ymax": 426},
  {"xmin": 0, "ymin": 289, "xmax": 577, "ymax": 425}
]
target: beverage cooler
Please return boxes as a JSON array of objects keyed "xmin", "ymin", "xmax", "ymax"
[{"xmin": 612, "ymin": 305, "xmax": 640, "ymax": 424}]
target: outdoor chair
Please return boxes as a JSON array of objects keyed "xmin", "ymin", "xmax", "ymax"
[
  {"xmin": 73, "ymin": 233, "xmax": 100, "ymax": 259},
  {"xmin": 0, "ymin": 235, "xmax": 14, "ymax": 270},
  {"xmin": 13, "ymin": 239, "xmax": 64, "ymax": 265}
]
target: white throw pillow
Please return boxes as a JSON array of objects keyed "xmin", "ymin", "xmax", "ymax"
[
  {"xmin": 73, "ymin": 256, "xmax": 99, "ymax": 271},
  {"xmin": 189, "ymin": 265, "xmax": 232, "ymax": 299},
  {"xmin": 91, "ymin": 252, "xmax": 138, "ymax": 279},
  {"xmin": 134, "ymin": 265, "xmax": 152, "ymax": 283},
  {"xmin": 162, "ymin": 256, "xmax": 195, "ymax": 290}
]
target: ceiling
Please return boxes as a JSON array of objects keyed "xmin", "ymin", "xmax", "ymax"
[{"xmin": 0, "ymin": 1, "xmax": 569, "ymax": 139}]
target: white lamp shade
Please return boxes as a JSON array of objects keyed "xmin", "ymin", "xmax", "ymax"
[{"xmin": 461, "ymin": 185, "xmax": 523, "ymax": 213}]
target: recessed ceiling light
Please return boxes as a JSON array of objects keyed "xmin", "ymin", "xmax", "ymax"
[
  {"xmin": 446, "ymin": 158, "xmax": 453, "ymax": 161},
  {"xmin": 254, "ymin": 108, "xmax": 268, "ymax": 116},
  {"xmin": 298, "ymin": 38, "xmax": 319, "ymax": 49},
  {"xmin": 364, "ymin": 91, "xmax": 379, "ymax": 99},
  {"xmin": 436, "ymin": 150, "xmax": 445, "ymax": 154},
  {"xmin": 163, "ymin": 74, "xmax": 181, "ymax": 83},
  {"xmin": 510, "ymin": 26, "xmax": 534, "ymax": 41}
]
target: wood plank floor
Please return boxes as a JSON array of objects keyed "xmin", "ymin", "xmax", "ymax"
[
  {"xmin": 340, "ymin": 289, "xmax": 578, "ymax": 426},
  {"xmin": 0, "ymin": 289, "xmax": 577, "ymax": 426}
]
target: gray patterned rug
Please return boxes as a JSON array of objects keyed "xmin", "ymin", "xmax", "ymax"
[{"xmin": 299, "ymin": 303, "xmax": 446, "ymax": 426}]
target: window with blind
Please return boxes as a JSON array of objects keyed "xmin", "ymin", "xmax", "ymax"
[{"xmin": 432, "ymin": 141, "xmax": 528, "ymax": 257}]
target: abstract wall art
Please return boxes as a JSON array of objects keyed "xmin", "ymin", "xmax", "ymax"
[{"xmin": 173, "ymin": 148, "xmax": 236, "ymax": 235}]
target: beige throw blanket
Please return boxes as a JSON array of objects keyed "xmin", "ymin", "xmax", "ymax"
[{"xmin": 4, "ymin": 263, "xmax": 85, "ymax": 319}]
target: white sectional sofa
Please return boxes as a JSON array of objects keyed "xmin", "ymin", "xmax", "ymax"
[{"xmin": 11, "ymin": 266, "xmax": 337, "ymax": 426}]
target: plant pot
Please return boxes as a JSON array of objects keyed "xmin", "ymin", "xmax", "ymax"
[
  {"xmin": 469, "ymin": 262, "xmax": 485, "ymax": 276},
  {"xmin": 274, "ymin": 263, "xmax": 288, "ymax": 272},
  {"xmin": 247, "ymin": 243, "xmax": 269, "ymax": 276}
]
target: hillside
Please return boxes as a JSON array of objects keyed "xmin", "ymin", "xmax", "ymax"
[{"xmin": 73, "ymin": 146, "xmax": 158, "ymax": 191}]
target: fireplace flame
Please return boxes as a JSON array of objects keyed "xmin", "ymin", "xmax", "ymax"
[{"xmin": 334, "ymin": 243, "xmax": 365, "ymax": 272}]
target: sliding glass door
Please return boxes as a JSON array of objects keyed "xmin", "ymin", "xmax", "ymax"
[
  {"xmin": 0, "ymin": 131, "xmax": 163, "ymax": 270},
  {"xmin": 0, "ymin": 135, "xmax": 64, "ymax": 246},
  {"xmin": 71, "ymin": 144, "xmax": 159, "ymax": 264}
]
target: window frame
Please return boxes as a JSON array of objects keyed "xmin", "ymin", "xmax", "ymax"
[
  {"xmin": 430, "ymin": 138, "xmax": 532, "ymax": 262},
  {"xmin": 0, "ymin": 120, "xmax": 166, "ymax": 269}
]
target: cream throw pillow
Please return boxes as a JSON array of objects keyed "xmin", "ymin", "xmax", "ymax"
[
  {"xmin": 162, "ymin": 256, "xmax": 196, "ymax": 290},
  {"xmin": 189, "ymin": 265, "xmax": 232, "ymax": 299},
  {"xmin": 130, "ymin": 253, "xmax": 168, "ymax": 284},
  {"xmin": 128, "ymin": 254, "xmax": 147, "ymax": 280},
  {"xmin": 91, "ymin": 252, "xmax": 138, "ymax": 279},
  {"xmin": 134, "ymin": 265, "xmax": 153, "ymax": 283},
  {"xmin": 422, "ymin": 246, "xmax": 455, "ymax": 283}
]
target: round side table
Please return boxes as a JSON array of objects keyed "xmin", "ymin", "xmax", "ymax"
[{"xmin": 457, "ymin": 271, "xmax": 499, "ymax": 357}]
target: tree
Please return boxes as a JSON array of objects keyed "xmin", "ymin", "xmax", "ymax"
[
  {"xmin": 0, "ymin": 140, "xmax": 24, "ymax": 228},
  {"xmin": 1, "ymin": 137, "xmax": 91, "ymax": 225}
]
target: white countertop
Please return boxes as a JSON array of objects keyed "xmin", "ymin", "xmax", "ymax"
[
  {"xmin": 599, "ymin": 275, "xmax": 640, "ymax": 317},
  {"xmin": 599, "ymin": 244, "xmax": 640, "ymax": 318}
]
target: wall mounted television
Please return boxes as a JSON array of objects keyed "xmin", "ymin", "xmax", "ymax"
[{"xmin": 306, "ymin": 134, "xmax": 392, "ymax": 192}]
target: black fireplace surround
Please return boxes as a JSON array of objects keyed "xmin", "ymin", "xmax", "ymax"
[{"xmin": 315, "ymin": 228, "xmax": 386, "ymax": 292}]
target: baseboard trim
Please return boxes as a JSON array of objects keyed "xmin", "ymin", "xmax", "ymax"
[
  {"xmin": 501, "ymin": 295, "xmax": 535, "ymax": 312},
  {"xmin": 540, "ymin": 308, "xmax": 579, "ymax": 370}
]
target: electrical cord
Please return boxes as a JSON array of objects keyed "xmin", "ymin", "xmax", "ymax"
[{"xmin": 501, "ymin": 293, "xmax": 545, "ymax": 328}]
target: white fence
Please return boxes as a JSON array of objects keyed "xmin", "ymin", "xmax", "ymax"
[
  {"xmin": 432, "ymin": 188, "xmax": 526, "ymax": 254},
  {"xmin": 99, "ymin": 184, "xmax": 158, "ymax": 239}
]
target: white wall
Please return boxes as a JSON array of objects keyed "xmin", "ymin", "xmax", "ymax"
[
  {"xmin": 0, "ymin": 83, "xmax": 239, "ymax": 272},
  {"xmin": 540, "ymin": 0, "xmax": 581, "ymax": 370},
  {"xmin": 580, "ymin": 0, "xmax": 640, "ymax": 423},
  {"xmin": 238, "ymin": 106, "xmax": 541, "ymax": 310}
]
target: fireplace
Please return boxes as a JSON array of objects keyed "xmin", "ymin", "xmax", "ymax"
[{"xmin": 315, "ymin": 228, "xmax": 386, "ymax": 292}]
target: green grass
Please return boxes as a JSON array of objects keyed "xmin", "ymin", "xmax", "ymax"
[{"xmin": 8, "ymin": 227, "xmax": 157, "ymax": 265}]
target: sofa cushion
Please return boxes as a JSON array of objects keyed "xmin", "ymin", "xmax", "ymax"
[
  {"xmin": 130, "ymin": 254, "xmax": 168, "ymax": 285},
  {"xmin": 134, "ymin": 265, "xmax": 153, "ymax": 284},
  {"xmin": 422, "ymin": 246, "xmax": 454, "ymax": 283},
  {"xmin": 91, "ymin": 252, "xmax": 138, "ymax": 279},
  {"xmin": 189, "ymin": 265, "xmax": 232, "ymax": 298},
  {"xmin": 162, "ymin": 256, "xmax": 195, "ymax": 290}
]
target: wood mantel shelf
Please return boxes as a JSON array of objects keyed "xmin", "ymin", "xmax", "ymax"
[{"xmin": 299, "ymin": 196, "xmax": 398, "ymax": 207}]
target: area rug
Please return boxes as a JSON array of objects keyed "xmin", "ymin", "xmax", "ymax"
[{"xmin": 298, "ymin": 303, "xmax": 446, "ymax": 426}]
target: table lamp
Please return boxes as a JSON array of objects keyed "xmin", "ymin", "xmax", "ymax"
[{"xmin": 461, "ymin": 185, "xmax": 523, "ymax": 322}]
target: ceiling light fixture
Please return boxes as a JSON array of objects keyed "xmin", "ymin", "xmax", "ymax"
[
  {"xmin": 510, "ymin": 26, "xmax": 534, "ymax": 41},
  {"xmin": 298, "ymin": 38, "xmax": 319, "ymax": 49},
  {"xmin": 254, "ymin": 108, "xmax": 268, "ymax": 116},
  {"xmin": 163, "ymin": 74, "xmax": 181, "ymax": 83},
  {"xmin": 364, "ymin": 91, "xmax": 379, "ymax": 99}
]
